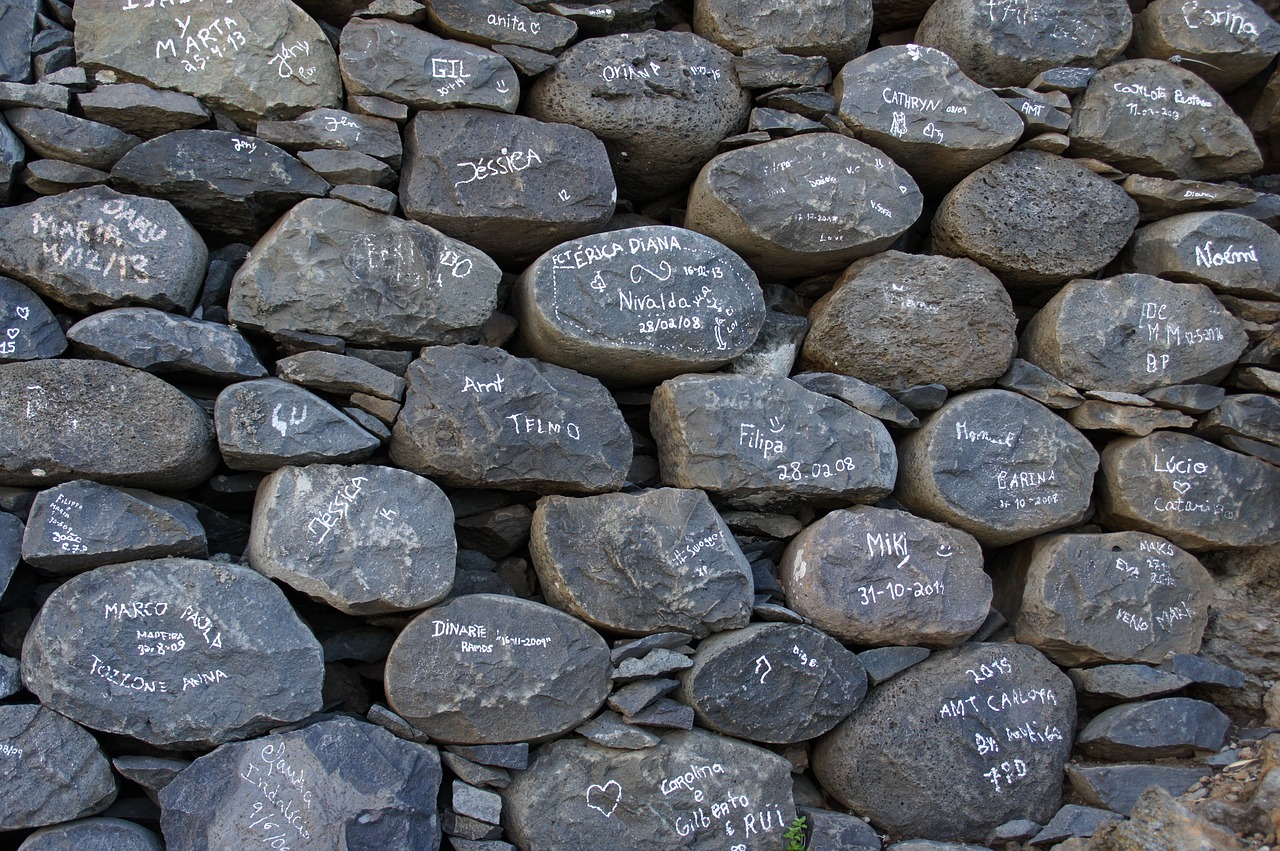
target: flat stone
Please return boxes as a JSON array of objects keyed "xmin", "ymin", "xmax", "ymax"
[
  {"xmin": 529, "ymin": 487, "xmax": 754, "ymax": 638},
  {"xmin": 732, "ymin": 48, "xmax": 832, "ymax": 89},
  {"xmin": 0, "ymin": 360, "xmax": 218, "ymax": 490},
  {"xmin": 931, "ymin": 151, "xmax": 1138, "ymax": 286},
  {"xmin": 717, "ymin": 307, "xmax": 807, "ymax": 378},
  {"xmin": 893, "ymin": 383, "xmax": 949, "ymax": 412},
  {"xmin": 1090, "ymin": 786, "xmax": 1244, "ymax": 850},
  {"xmin": 18, "ymin": 818, "xmax": 163, "ymax": 850},
  {"xmin": 440, "ymin": 752, "xmax": 510, "ymax": 788},
  {"xmin": 213, "ymin": 378, "xmax": 380, "ymax": 471},
  {"xmin": 576, "ymin": 710, "xmax": 660, "ymax": 749},
  {"xmin": 0, "ymin": 185, "xmax": 207, "ymax": 313},
  {"xmin": 1122, "ymin": 174, "xmax": 1260, "ymax": 221},
  {"xmin": 857, "ymin": 646, "xmax": 932, "ymax": 686},
  {"xmin": 426, "ymin": 0, "xmax": 577, "ymax": 53},
  {"xmin": 254, "ymin": 107, "xmax": 401, "ymax": 168},
  {"xmin": 1199, "ymin": 393, "xmax": 1280, "ymax": 447},
  {"xmin": 0, "ymin": 0, "xmax": 36, "ymax": 83},
  {"xmin": 512, "ymin": 225, "xmax": 765, "ymax": 386},
  {"xmin": 623, "ymin": 697, "xmax": 693, "ymax": 729},
  {"xmin": 1232, "ymin": 366, "xmax": 1280, "ymax": 393},
  {"xmin": 1159, "ymin": 652, "xmax": 1246, "ymax": 687},
  {"xmin": 297, "ymin": 148, "xmax": 395, "ymax": 187},
  {"xmin": 444, "ymin": 743, "xmax": 528, "ymax": 771},
  {"xmin": 1123, "ymin": 211, "xmax": 1280, "ymax": 299},
  {"xmin": 67, "ymin": 308, "xmax": 266, "ymax": 381},
  {"xmin": 607, "ymin": 678, "xmax": 679, "ymax": 715},
  {"xmin": 720, "ymin": 510, "xmax": 804, "ymax": 538},
  {"xmin": 4, "ymin": 107, "xmax": 140, "ymax": 170},
  {"xmin": 248, "ymin": 463, "xmax": 456, "ymax": 615},
  {"xmin": 0, "ymin": 654, "xmax": 14, "ymax": 699},
  {"xmin": 1076, "ymin": 697, "xmax": 1229, "ymax": 759},
  {"xmin": 1133, "ymin": 0, "xmax": 1280, "ymax": 93},
  {"xmin": 527, "ymin": 29, "xmax": 749, "ymax": 200},
  {"xmin": 276, "ymin": 350, "xmax": 405, "ymax": 400},
  {"xmin": 21, "ymin": 557, "xmax": 324, "ymax": 748},
  {"xmin": 1067, "ymin": 763, "xmax": 1208, "ymax": 815},
  {"xmin": 0, "ymin": 114, "xmax": 21, "ymax": 201},
  {"xmin": 0, "ymin": 705, "xmax": 115, "ymax": 830},
  {"xmin": 894, "ymin": 389, "xmax": 1099, "ymax": 547},
  {"xmin": 77, "ymin": 83, "xmax": 210, "ymax": 139},
  {"xmin": 340, "ymin": 19, "xmax": 519, "ymax": 113},
  {"xmin": 780, "ymin": 504, "xmax": 990, "ymax": 647},
  {"xmin": 610, "ymin": 632, "xmax": 693, "ymax": 663},
  {"xmin": 801, "ymin": 805, "xmax": 882, "ymax": 850},
  {"xmin": 111, "ymin": 129, "xmax": 329, "ymax": 244},
  {"xmin": 997, "ymin": 359, "xmax": 1085, "ymax": 409},
  {"xmin": 0, "ymin": 276, "xmax": 66, "ymax": 362},
  {"xmin": 385, "ymin": 594, "xmax": 612, "ymax": 744},
  {"xmin": 1066, "ymin": 401, "xmax": 1197, "ymax": 436},
  {"xmin": 1096, "ymin": 431, "xmax": 1280, "ymax": 550},
  {"xmin": 159, "ymin": 716, "xmax": 442, "ymax": 849},
  {"xmin": 756, "ymin": 88, "xmax": 834, "ymax": 120},
  {"xmin": 454, "ymin": 780, "xmax": 503, "ymax": 825},
  {"xmin": 330, "ymin": 183, "xmax": 397, "ymax": 214},
  {"xmin": 814, "ymin": 643, "xmax": 1075, "ymax": 842},
  {"xmin": 748, "ymin": 107, "xmax": 831, "ymax": 135},
  {"xmin": 1030, "ymin": 805, "xmax": 1123, "ymax": 845},
  {"xmin": 1144, "ymin": 383, "xmax": 1226, "ymax": 413},
  {"xmin": 229, "ymin": 199, "xmax": 500, "ymax": 347},
  {"xmin": 490, "ymin": 43, "xmax": 557, "ymax": 76},
  {"xmin": 694, "ymin": 0, "xmax": 870, "ymax": 65},
  {"xmin": 1068, "ymin": 664, "xmax": 1192, "ymax": 701},
  {"xmin": 20, "ymin": 159, "xmax": 111, "ymax": 194},
  {"xmin": 503, "ymin": 729, "xmax": 796, "ymax": 850},
  {"xmin": 74, "ymin": 0, "xmax": 341, "ymax": 127}
]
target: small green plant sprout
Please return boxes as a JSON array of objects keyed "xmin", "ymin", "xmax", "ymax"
[{"xmin": 783, "ymin": 814, "xmax": 808, "ymax": 851}]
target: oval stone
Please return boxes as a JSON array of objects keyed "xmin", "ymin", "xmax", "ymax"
[
  {"xmin": 684, "ymin": 133, "xmax": 922, "ymax": 279},
  {"xmin": 0, "ymin": 360, "xmax": 218, "ymax": 490},
  {"xmin": 0, "ymin": 705, "xmax": 116, "ymax": 831},
  {"xmin": 693, "ymin": 0, "xmax": 871, "ymax": 65},
  {"xmin": 780, "ymin": 505, "xmax": 991, "ymax": 647},
  {"xmin": 513, "ymin": 226, "xmax": 765, "ymax": 386},
  {"xmin": 384, "ymin": 593, "xmax": 612, "ymax": 744},
  {"xmin": 1133, "ymin": 0, "xmax": 1280, "ymax": 93},
  {"xmin": 1122, "ymin": 211, "xmax": 1280, "ymax": 299},
  {"xmin": 895, "ymin": 389, "xmax": 1100, "ymax": 547},
  {"xmin": 248, "ymin": 463, "xmax": 456, "ymax": 615},
  {"xmin": 20, "ymin": 557, "xmax": 324, "ymax": 748},
  {"xmin": 66, "ymin": 307, "xmax": 267, "ymax": 382}
]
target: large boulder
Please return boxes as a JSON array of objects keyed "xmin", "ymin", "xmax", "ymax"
[
  {"xmin": 1133, "ymin": 0, "xmax": 1280, "ymax": 93},
  {"xmin": 692, "ymin": 0, "xmax": 872, "ymax": 65}
]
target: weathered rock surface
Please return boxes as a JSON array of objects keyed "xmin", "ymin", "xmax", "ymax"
[
  {"xmin": 390, "ymin": 345, "xmax": 631, "ymax": 494},
  {"xmin": 780, "ymin": 505, "xmax": 991, "ymax": 647},
  {"xmin": 0, "ymin": 275, "xmax": 66, "ymax": 362},
  {"xmin": 895, "ymin": 389, "xmax": 1100, "ymax": 547},
  {"xmin": 1122, "ymin": 174, "xmax": 1260, "ymax": 221},
  {"xmin": 4, "ymin": 107, "xmax": 140, "ymax": 170},
  {"xmin": 684, "ymin": 132, "xmax": 922, "ymax": 279},
  {"xmin": 0, "ymin": 510, "xmax": 19, "ymax": 595},
  {"xmin": 77, "ymin": 83, "xmax": 211, "ymax": 139},
  {"xmin": 791, "ymin": 371, "xmax": 920, "ymax": 427},
  {"xmin": 931, "ymin": 151, "xmax": 1139, "ymax": 286},
  {"xmin": 1067, "ymin": 763, "xmax": 1208, "ymax": 814},
  {"xmin": 1096, "ymin": 431, "xmax": 1280, "ymax": 550},
  {"xmin": 1076, "ymin": 697, "xmax": 1229, "ymax": 759},
  {"xmin": 17, "ymin": 818, "xmax": 163, "ymax": 851},
  {"xmin": 1198, "ymin": 393, "xmax": 1280, "ymax": 447},
  {"xmin": 1133, "ymin": 0, "xmax": 1280, "ymax": 93},
  {"xmin": 799, "ymin": 250, "xmax": 1017, "ymax": 392},
  {"xmin": 503, "ymin": 729, "xmax": 796, "ymax": 850},
  {"xmin": 426, "ymin": 0, "xmax": 577, "ymax": 53},
  {"xmin": 1122, "ymin": 211, "xmax": 1280, "ymax": 299},
  {"xmin": 814, "ymin": 643, "xmax": 1075, "ymax": 842},
  {"xmin": 0, "ymin": 359, "xmax": 218, "ymax": 489},
  {"xmin": 0, "ymin": 704, "xmax": 116, "ymax": 830},
  {"xmin": 255, "ymin": 107, "xmax": 402, "ymax": 168},
  {"xmin": 384, "ymin": 594, "xmax": 611, "ymax": 743},
  {"xmin": 1068, "ymin": 664, "xmax": 1192, "ymax": 703},
  {"xmin": 21, "ymin": 557, "xmax": 324, "ymax": 748},
  {"xmin": 1091, "ymin": 785, "xmax": 1245, "ymax": 849},
  {"xmin": 276, "ymin": 350, "xmax": 404, "ymax": 400},
  {"xmin": 67, "ymin": 308, "xmax": 267, "ymax": 381},
  {"xmin": 693, "ymin": 0, "xmax": 871, "ymax": 64},
  {"xmin": 0, "ymin": 185, "xmax": 207, "ymax": 313},
  {"xmin": 513, "ymin": 226, "xmax": 764, "ymax": 385},
  {"xmin": 0, "ymin": 0, "xmax": 36, "ymax": 84},
  {"xmin": 160, "ymin": 715, "xmax": 442, "ymax": 850},
  {"xmin": 529, "ymin": 487, "xmax": 754, "ymax": 637},
  {"xmin": 229, "ymin": 198, "xmax": 500, "ymax": 347}
]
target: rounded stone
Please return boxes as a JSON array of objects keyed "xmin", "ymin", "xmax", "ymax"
[
  {"xmin": 780, "ymin": 505, "xmax": 991, "ymax": 647},
  {"xmin": 894, "ymin": 389, "xmax": 1100, "ymax": 547},
  {"xmin": 1133, "ymin": 0, "xmax": 1280, "ymax": 93},
  {"xmin": 799, "ymin": 250, "xmax": 1018, "ymax": 392},
  {"xmin": 0, "ymin": 705, "xmax": 116, "ymax": 831},
  {"xmin": 18, "ymin": 818, "xmax": 162, "ymax": 851},
  {"xmin": 684, "ymin": 133, "xmax": 922, "ymax": 280},
  {"xmin": 692, "ymin": 0, "xmax": 872, "ymax": 65},
  {"xmin": 384, "ymin": 593, "xmax": 612, "ymax": 744},
  {"xmin": 248, "ymin": 463, "xmax": 456, "ymax": 615},
  {"xmin": 813, "ymin": 642, "xmax": 1076, "ymax": 842},
  {"xmin": 1122, "ymin": 211, "xmax": 1280, "ymax": 299},
  {"xmin": 931, "ymin": 150, "xmax": 1139, "ymax": 286}
]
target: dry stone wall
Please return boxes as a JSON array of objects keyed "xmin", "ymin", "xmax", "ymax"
[{"xmin": 0, "ymin": 0, "xmax": 1279, "ymax": 849}]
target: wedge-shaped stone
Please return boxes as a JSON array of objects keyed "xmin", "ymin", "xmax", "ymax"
[
  {"xmin": 694, "ymin": 0, "xmax": 870, "ymax": 64},
  {"xmin": 67, "ymin": 308, "xmax": 266, "ymax": 381},
  {"xmin": 1122, "ymin": 211, "xmax": 1280, "ymax": 299},
  {"xmin": 1077, "ymin": 697, "xmax": 1228, "ymax": 759},
  {"xmin": 0, "ymin": 705, "xmax": 115, "ymax": 830},
  {"xmin": 1133, "ymin": 0, "xmax": 1280, "ymax": 93}
]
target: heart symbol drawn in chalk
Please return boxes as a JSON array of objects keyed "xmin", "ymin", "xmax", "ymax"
[
  {"xmin": 586, "ymin": 780, "xmax": 623, "ymax": 818},
  {"xmin": 1173, "ymin": 481, "xmax": 1192, "ymax": 494},
  {"xmin": 14, "ymin": 307, "xmax": 29, "ymax": 320}
]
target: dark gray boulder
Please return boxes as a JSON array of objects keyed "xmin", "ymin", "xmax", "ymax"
[
  {"xmin": 813, "ymin": 643, "xmax": 1075, "ymax": 843},
  {"xmin": 1133, "ymin": 0, "xmax": 1280, "ymax": 93},
  {"xmin": 0, "ymin": 114, "xmax": 23, "ymax": 202},
  {"xmin": 693, "ymin": 0, "xmax": 870, "ymax": 64},
  {"xmin": 1067, "ymin": 664, "xmax": 1191, "ymax": 703},
  {"xmin": 0, "ymin": 360, "xmax": 218, "ymax": 490},
  {"xmin": 248, "ymin": 463, "xmax": 456, "ymax": 615},
  {"xmin": 1122, "ymin": 211, "xmax": 1280, "ymax": 299},
  {"xmin": 529, "ymin": 487, "xmax": 754, "ymax": 637},
  {"xmin": 0, "ymin": 0, "xmax": 36, "ymax": 83},
  {"xmin": 426, "ymin": 0, "xmax": 577, "ymax": 53},
  {"xmin": 1067, "ymin": 763, "xmax": 1208, "ymax": 815},
  {"xmin": 0, "ymin": 276, "xmax": 66, "ymax": 362},
  {"xmin": 390, "ymin": 345, "xmax": 632, "ymax": 495},
  {"xmin": 1198, "ymin": 393, "xmax": 1280, "ymax": 447},
  {"xmin": 1076, "ymin": 697, "xmax": 1229, "ymax": 759},
  {"xmin": 779, "ymin": 505, "xmax": 991, "ymax": 647},
  {"xmin": 67, "ymin": 308, "xmax": 267, "ymax": 381},
  {"xmin": 20, "ymin": 557, "xmax": 324, "ymax": 748},
  {"xmin": 4, "ymin": 107, "xmax": 140, "ymax": 170},
  {"xmin": 76, "ymin": 83, "xmax": 211, "ymax": 139},
  {"xmin": 0, "ymin": 185, "xmax": 207, "ymax": 313},
  {"xmin": 384, "ymin": 594, "xmax": 612, "ymax": 743},
  {"xmin": 160, "ymin": 715, "xmax": 442, "ymax": 850},
  {"xmin": 255, "ymin": 107, "xmax": 402, "ymax": 168},
  {"xmin": 17, "ymin": 818, "xmax": 162, "ymax": 851},
  {"xmin": 0, "ymin": 705, "xmax": 116, "ymax": 830},
  {"xmin": 0, "ymin": 510, "xmax": 18, "ymax": 595},
  {"xmin": 276, "ymin": 351, "xmax": 404, "ymax": 400}
]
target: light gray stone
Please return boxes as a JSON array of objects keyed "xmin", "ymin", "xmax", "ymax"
[{"xmin": 67, "ymin": 308, "xmax": 266, "ymax": 381}]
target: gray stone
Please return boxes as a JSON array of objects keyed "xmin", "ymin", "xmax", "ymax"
[
  {"xmin": 894, "ymin": 383, "xmax": 949, "ymax": 412},
  {"xmin": 0, "ymin": 705, "xmax": 115, "ymax": 830},
  {"xmin": 74, "ymin": 0, "xmax": 341, "ymax": 127},
  {"xmin": 0, "ymin": 80, "xmax": 67, "ymax": 111},
  {"xmin": 613, "ymin": 649, "xmax": 693, "ymax": 680},
  {"xmin": 331, "ymin": 183, "xmax": 397, "ymax": 213},
  {"xmin": 720, "ymin": 510, "xmax": 804, "ymax": 538},
  {"xmin": 894, "ymin": 389, "xmax": 1099, "ymax": 547},
  {"xmin": 997, "ymin": 359, "xmax": 1085, "ymax": 410},
  {"xmin": 111, "ymin": 755, "xmax": 190, "ymax": 799},
  {"xmin": 255, "ymin": 107, "xmax": 401, "ymax": 168},
  {"xmin": 385, "ymin": 593, "xmax": 612, "ymax": 744},
  {"xmin": 454, "ymin": 780, "xmax": 503, "ymax": 826},
  {"xmin": 1096, "ymin": 431, "xmax": 1280, "ymax": 550},
  {"xmin": 0, "ymin": 185, "xmax": 207, "ymax": 313},
  {"xmin": 995, "ymin": 819, "xmax": 1041, "ymax": 841},
  {"xmin": 931, "ymin": 151, "xmax": 1139, "ymax": 286},
  {"xmin": 694, "ymin": 0, "xmax": 870, "ymax": 65},
  {"xmin": 21, "ymin": 480, "xmax": 206, "ymax": 574},
  {"xmin": 857, "ymin": 645, "xmax": 931, "ymax": 685},
  {"xmin": 528, "ymin": 30, "xmax": 749, "ymax": 200},
  {"xmin": 1000, "ymin": 90, "xmax": 1071, "ymax": 135},
  {"xmin": 798, "ymin": 250, "xmax": 1017, "ymax": 392},
  {"xmin": 490, "ymin": 43, "xmax": 557, "ymax": 76},
  {"xmin": 17, "ymin": 818, "xmax": 163, "ymax": 851},
  {"xmin": 757, "ymin": 88, "xmax": 834, "ymax": 120},
  {"xmin": 77, "ymin": 83, "xmax": 210, "ymax": 139},
  {"xmin": 529, "ymin": 487, "xmax": 754, "ymax": 638},
  {"xmin": 427, "ymin": 0, "xmax": 577, "ymax": 52},
  {"xmin": 1134, "ymin": 0, "xmax": 1280, "ymax": 93},
  {"xmin": 801, "ymin": 805, "xmax": 881, "ymax": 851},
  {"xmin": 1087, "ymin": 390, "xmax": 1154, "ymax": 407},
  {"xmin": 297, "ymin": 148, "xmax": 394, "ymax": 187},
  {"xmin": 834, "ymin": 45, "xmax": 1024, "ymax": 193},
  {"xmin": 608, "ymin": 678, "xmax": 679, "ymax": 715},
  {"xmin": 685, "ymin": 133, "xmax": 922, "ymax": 279},
  {"xmin": 67, "ymin": 308, "xmax": 266, "ymax": 381},
  {"xmin": 4, "ymin": 107, "xmax": 140, "ymax": 170},
  {"xmin": 1065, "ymin": 401, "xmax": 1197, "ymax": 436},
  {"xmin": 1198, "ymin": 393, "xmax": 1280, "ymax": 447},
  {"xmin": 503, "ymin": 729, "xmax": 796, "ymax": 850},
  {"xmin": 1090, "ymin": 785, "xmax": 1243, "ymax": 850},
  {"xmin": 229, "ymin": 199, "xmax": 501, "ymax": 348},
  {"xmin": 1068, "ymin": 59, "xmax": 1263, "ymax": 180},
  {"xmin": 1067, "ymin": 763, "xmax": 1208, "ymax": 815},
  {"xmin": 721, "ymin": 308, "xmax": 808, "ymax": 378},
  {"xmin": 400, "ymin": 108, "xmax": 615, "ymax": 266},
  {"xmin": 1030, "ymin": 805, "xmax": 1123, "ymax": 845},
  {"xmin": 21, "ymin": 557, "xmax": 324, "ymax": 748},
  {"xmin": 444, "ymin": 743, "xmax": 528, "ymax": 771},
  {"xmin": 340, "ymin": 19, "xmax": 518, "ymax": 113},
  {"xmin": 732, "ymin": 48, "xmax": 832, "ymax": 90},
  {"xmin": 1159, "ymin": 652, "xmax": 1246, "ymax": 687},
  {"xmin": 1123, "ymin": 211, "xmax": 1280, "ymax": 299},
  {"xmin": 1122, "ymin": 174, "xmax": 1260, "ymax": 221},
  {"xmin": 0, "ymin": 652, "xmax": 20, "ymax": 698},
  {"xmin": 676, "ymin": 622, "xmax": 866, "ymax": 743},
  {"xmin": 111, "ymin": 130, "xmax": 329, "ymax": 244},
  {"xmin": 1144, "ymin": 383, "xmax": 1226, "ymax": 414},
  {"xmin": 0, "ymin": 360, "xmax": 217, "ymax": 490},
  {"xmin": 0, "ymin": 276, "xmax": 66, "ymax": 363},
  {"xmin": 215, "ymin": 379, "xmax": 379, "ymax": 472},
  {"xmin": 779, "ymin": 505, "xmax": 990, "ymax": 647},
  {"xmin": 915, "ymin": 0, "xmax": 1132, "ymax": 88},
  {"xmin": 20, "ymin": 159, "xmax": 111, "ymax": 194},
  {"xmin": 814, "ymin": 643, "xmax": 1075, "ymax": 842},
  {"xmin": 276, "ymin": 351, "xmax": 404, "ymax": 400},
  {"xmin": 455, "ymin": 507, "xmax": 531, "ymax": 559},
  {"xmin": 0, "ymin": 0, "xmax": 36, "ymax": 83},
  {"xmin": 0, "ymin": 114, "xmax": 21, "ymax": 201},
  {"xmin": 576, "ymin": 710, "xmax": 660, "ymax": 749},
  {"xmin": 1067, "ymin": 664, "xmax": 1192, "ymax": 702},
  {"xmin": 440, "ymin": 752, "xmax": 510, "ymax": 788},
  {"xmin": 610, "ymin": 632, "xmax": 694, "ymax": 663},
  {"xmin": 248, "ymin": 463, "xmax": 456, "ymax": 615},
  {"xmin": 623, "ymin": 697, "xmax": 694, "ymax": 729},
  {"xmin": 1077, "ymin": 697, "xmax": 1229, "ymax": 759},
  {"xmin": 512, "ymin": 225, "xmax": 765, "ymax": 386},
  {"xmin": 160, "ymin": 715, "xmax": 442, "ymax": 850}
]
